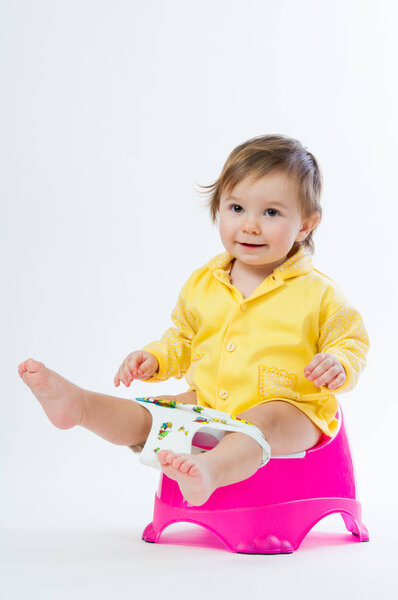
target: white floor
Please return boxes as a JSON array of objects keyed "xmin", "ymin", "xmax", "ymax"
[
  {"xmin": 1, "ymin": 506, "xmax": 396, "ymax": 600},
  {"xmin": 2, "ymin": 388, "xmax": 396, "ymax": 599}
]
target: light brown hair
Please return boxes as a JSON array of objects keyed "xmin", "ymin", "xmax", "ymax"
[{"xmin": 197, "ymin": 134, "xmax": 323, "ymax": 254}]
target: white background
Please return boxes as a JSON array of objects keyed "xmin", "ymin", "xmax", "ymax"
[{"xmin": 1, "ymin": 0, "xmax": 397, "ymax": 597}]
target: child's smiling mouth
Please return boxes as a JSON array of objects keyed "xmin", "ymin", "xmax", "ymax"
[{"xmin": 238, "ymin": 242, "xmax": 267, "ymax": 248}]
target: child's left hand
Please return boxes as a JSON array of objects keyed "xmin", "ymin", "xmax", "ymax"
[{"xmin": 304, "ymin": 353, "xmax": 346, "ymax": 390}]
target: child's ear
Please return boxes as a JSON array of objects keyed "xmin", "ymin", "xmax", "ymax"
[{"xmin": 295, "ymin": 212, "xmax": 321, "ymax": 242}]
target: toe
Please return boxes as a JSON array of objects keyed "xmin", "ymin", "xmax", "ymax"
[
  {"xmin": 162, "ymin": 450, "xmax": 176, "ymax": 465},
  {"xmin": 26, "ymin": 358, "xmax": 43, "ymax": 373},
  {"xmin": 18, "ymin": 362, "xmax": 26, "ymax": 376},
  {"xmin": 172, "ymin": 456, "xmax": 185, "ymax": 469},
  {"xmin": 180, "ymin": 461, "xmax": 194, "ymax": 473},
  {"xmin": 156, "ymin": 450, "xmax": 170, "ymax": 465}
]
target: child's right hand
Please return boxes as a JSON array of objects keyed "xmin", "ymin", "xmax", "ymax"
[{"xmin": 114, "ymin": 351, "xmax": 159, "ymax": 387}]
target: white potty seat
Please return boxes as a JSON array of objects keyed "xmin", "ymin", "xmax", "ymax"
[{"xmin": 130, "ymin": 397, "xmax": 271, "ymax": 472}]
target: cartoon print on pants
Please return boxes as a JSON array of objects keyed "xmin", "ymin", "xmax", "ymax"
[{"xmin": 158, "ymin": 421, "xmax": 173, "ymax": 440}]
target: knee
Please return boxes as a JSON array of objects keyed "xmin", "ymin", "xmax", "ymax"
[
  {"xmin": 236, "ymin": 404, "xmax": 279, "ymax": 439},
  {"xmin": 140, "ymin": 404, "xmax": 153, "ymax": 437},
  {"xmin": 238, "ymin": 402, "xmax": 322, "ymax": 454}
]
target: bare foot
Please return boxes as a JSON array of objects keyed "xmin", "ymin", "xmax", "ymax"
[
  {"xmin": 18, "ymin": 358, "xmax": 85, "ymax": 429},
  {"xmin": 157, "ymin": 449, "xmax": 221, "ymax": 506}
]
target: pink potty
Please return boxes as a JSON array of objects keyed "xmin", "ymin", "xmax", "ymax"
[{"xmin": 142, "ymin": 407, "xmax": 369, "ymax": 554}]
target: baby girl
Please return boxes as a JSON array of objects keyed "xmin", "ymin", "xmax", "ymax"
[{"xmin": 18, "ymin": 134, "xmax": 369, "ymax": 507}]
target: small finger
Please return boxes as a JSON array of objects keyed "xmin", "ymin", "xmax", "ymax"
[
  {"xmin": 114, "ymin": 374, "xmax": 120, "ymax": 387},
  {"xmin": 313, "ymin": 364, "xmax": 341, "ymax": 387},
  {"xmin": 137, "ymin": 371, "xmax": 151, "ymax": 380},
  {"xmin": 307, "ymin": 356, "xmax": 335, "ymax": 381},
  {"xmin": 313, "ymin": 368, "xmax": 334, "ymax": 387},
  {"xmin": 121, "ymin": 364, "xmax": 133, "ymax": 386},
  {"xmin": 328, "ymin": 372, "xmax": 346, "ymax": 390},
  {"xmin": 304, "ymin": 353, "xmax": 326, "ymax": 376},
  {"xmin": 136, "ymin": 365, "xmax": 152, "ymax": 380},
  {"xmin": 126, "ymin": 356, "xmax": 139, "ymax": 374},
  {"xmin": 118, "ymin": 371, "xmax": 127, "ymax": 387},
  {"xmin": 307, "ymin": 364, "xmax": 327, "ymax": 382},
  {"xmin": 136, "ymin": 358, "xmax": 150, "ymax": 378}
]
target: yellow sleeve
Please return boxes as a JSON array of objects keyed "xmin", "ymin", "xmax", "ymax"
[
  {"xmin": 141, "ymin": 273, "xmax": 198, "ymax": 382},
  {"xmin": 318, "ymin": 303, "xmax": 370, "ymax": 393}
]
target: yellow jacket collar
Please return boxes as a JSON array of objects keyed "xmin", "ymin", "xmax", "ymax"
[{"xmin": 207, "ymin": 245, "xmax": 313, "ymax": 281}]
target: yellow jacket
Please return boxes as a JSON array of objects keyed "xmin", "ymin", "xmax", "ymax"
[{"xmin": 143, "ymin": 246, "xmax": 369, "ymax": 436}]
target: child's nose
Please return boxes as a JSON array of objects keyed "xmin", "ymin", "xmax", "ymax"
[{"xmin": 242, "ymin": 218, "xmax": 261, "ymax": 234}]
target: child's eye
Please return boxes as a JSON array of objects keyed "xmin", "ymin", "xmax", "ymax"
[
  {"xmin": 265, "ymin": 208, "xmax": 279, "ymax": 217},
  {"xmin": 228, "ymin": 205, "xmax": 279, "ymax": 216}
]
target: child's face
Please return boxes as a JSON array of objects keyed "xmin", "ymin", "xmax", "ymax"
[{"xmin": 218, "ymin": 171, "xmax": 319, "ymax": 271}]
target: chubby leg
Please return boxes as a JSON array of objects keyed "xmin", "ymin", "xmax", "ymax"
[
  {"xmin": 237, "ymin": 400, "xmax": 323, "ymax": 456},
  {"xmin": 18, "ymin": 357, "xmax": 197, "ymax": 447},
  {"xmin": 157, "ymin": 400, "xmax": 323, "ymax": 506},
  {"xmin": 18, "ymin": 358, "xmax": 153, "ymax": 446}
]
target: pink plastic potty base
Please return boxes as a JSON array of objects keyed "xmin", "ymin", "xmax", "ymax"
[{"xmin": 142, "ymin": 407, "xmax": 369, "ymax": 554}]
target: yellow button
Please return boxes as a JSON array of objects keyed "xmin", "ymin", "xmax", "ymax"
[
  {"xmin": 226, "ymin": 342, "xmax": 235, "ymax": 352},
  {"xmin": 218, "ymin": 389, "xmax": 229, "ymax": 399},
  {"xmin": 240, "ymin": 303, "xmax": 247, "ymax": 311}
]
